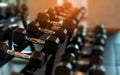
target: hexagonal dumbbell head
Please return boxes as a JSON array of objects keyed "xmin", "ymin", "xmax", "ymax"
[
  {"xmin": 90, "ymin": 55, "xmax": 103, "ymax": 65},
  {"xmin": 0, "ymin": 41, "xmax": 9, "ymax": 58},
  {"xmin": 88, "ymin": 65, "xmax": 106, "ymax": 75},
  {"xmin": 35, "ymin": 12, "xmax": 50, "ymax": 28},
  {"xmin": 94, "ymin": 24, "xmax": 107, "ymax": 34},
  {"xmin": 66, "ymin": 44, "xmax": 80, "ymax": 55},
  {"xmin": 55, "ymin": 62, "xmax": 73, "ymax": 75},
  {"xmin": 92, "ymin": 45, "xmax": 104, "ymax": 56},
  {"xmin": 12, "ymin": 28, "xmax": 26, "ymax": 45},
  {"xmin": 61, "ymin": 52, "xmax": 75, "ymax": 63},
  {"xmin": 27, "ymin": 21, "xmax": 44, "ymax": 37},
  {"xmin": 53, "ymin": 27, "xmax": 67, "ymax": 43},
  {"xmin": 73, "ymin": 59, "xmax": 91, "ymax": 72},
  {"xmin": 43, "ymin": 35, "xmax": 60, "ymax": 54},
  {"xmin": 28, "ymin": 51, "xmax": 46, "ymax": 70},
  {"xmin": 62, "ymin": 19, "xmax": 76, "ymax": 29}
]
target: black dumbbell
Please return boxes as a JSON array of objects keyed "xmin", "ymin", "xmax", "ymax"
[
  {"xmin": 60, "ymin": 52, "xmax": 75, "ymax": 63},
  {"xmin": 36, "ymin": 13, "xmax": 77, "ymax": 30},
  {"xmin": 54, "ymin": 48, "xmax": 76, "ymax": 75},
  {"xmin": 45, "ymin": 7, "xmax": 84, "ymax": 27},
  {"xmin": 35, "ymin": 12, "xmax": 76, "ymax": 35},
  {"xmin": 0, "ymin": 41, "xmax": 46, "ymax": 69},
  {"xmin": 12, "ymin": 28, "xmax": 60, "ymax": 51},
  {"xmin": 80, "ymin": 47, "xmax": 92, "ymax": 58},
  {"xmin": 66, "ymin": 43, "xmax": 80, "ymax": 55},
  {"xmin": 94, "ymin": 24, "xmax": 107, "ymax": 34},
  {"xmin": 54, "ymin": 6, "xmax": 86, "ymax": 22},
  {"xmin": 92, "ymin": 45, "xmax": 104, "ymax": 56},
  {"xmin": 55, "ymin": 62, "xmax": 73, "ymax": 75},
  {"xmin": 90, "ymin": 54, "xmax": 103, "ymax": 65},
  {"xmin": 69, "ymin": 34, "xmax": 83, "ymax": 48},
  {"xmin": 88, "ymin": 65, "xmax": 106, "ymax": 75},
  {"xmin": 0, "ymin": 41, "xmax": 45, "ymax": 62},
  {"xmin": 77, "ymin": 25, "xmax": 87, "ymax": 43},
  {"xmin": 73, "ymin": 58, "xmax": 91, "ymax": 72},
  {"xmin": 85, "ymin": 36, "xmax": 106, "ymax": 47},
  {"xmin": 27, "ymin": 21, "xmax": 67, "ymax": 43},
  {"xmin": 55, "ymin": 53, "xmax": 75, "ymax": 75}
]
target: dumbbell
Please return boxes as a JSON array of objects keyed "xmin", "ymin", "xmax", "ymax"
[
  {"xmin": 66, "ymin": 43, "xmax": 80, "ymax": 56},
  {"xmin": 12, "ymin": 28, "xmax": 60, "ymax": 52},
  {"xmin": 0, "ymin": 26, "xmax": 9, "ymax": 41},
  {"xmin": 66, "ymin": 41, "xmax": 104, "ymax": 65},
  {"xmin": 85, "ymin": 35, "xmax": 106, "ymax": 46},
  {"xmin": 53, "ymin": 6, "xmax": 86, "ymax": 22},
  {"xmin": 45, "ymin": 7, "xmax": 70, "ymax": 21},
  {"xmin": 88, "ymin": 24, "xmax": 107, "ymax": 42},
  {"xmin": 72, "ymin": 57, "xmax": 91, "ymax": 73},
  {"xmin": 55, "ymin": 62, "xmax": 73, "ymax": 75},
  {"xmin": 54, "ymin": 52, "xmax": 75, "ymax": 75},
  {"xmin": 35, "ymin": 12, "xmax": 76, "ymax": 30},
  {"xmin": 69, "ymin": 33, "xmax": 83, "ymax": 48},
  {"xmin": 27, "ymin": 21, "xmax": 67, "ymax": 43},
  {"xmin": 45, "ymin": 7, "xmax": 84, "ymax": 25},
  {"xmin": 77, "ymin": 25, "xmax": 87, "ymax": 38},
  {"xmin": 0, "ymin": 41, "xmax": 45, "ymax": 68},
  {"xmin": 88, "ymin": 65, "xmax": 106, "ymax": 75},
  {"xmin": 81, "ymin": 44, "xmax": 104, "ymax": 56},
  {"xmin": 94, "ymin": 24, "xmax": 107, "ymax": 35}
]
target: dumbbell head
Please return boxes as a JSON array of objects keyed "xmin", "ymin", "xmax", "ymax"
[
  {"xmin": 88, "ymin": 65, "xmax": 106, "ymax": 75},
  {"xmin": 92, "ymin": 45, "xmax": 104, "ymax": 56},
  {"xmin": 45, "ymin": 8, "xmax": 58, "ymax": 21},
  {"xmin": 77, "ymin": 25, "xmax": 87, "ymax": 40},
  {"xmin": 35, "ymin": 12, "xmax": 50, "ymax": 28},
  {"xmin": 73, "ymin": 59, "xmax": 91, "ymax": 72},
  {"xmin": 95, "ymin": 33, "xmax": 107, "ymax": 41},
  {"xmin": 12, "ymin": 28, "xmax": 26, "ymax": 45},
  {"xmin": 13, "ymin": 28, "xmax": 60, "ymax": 52},
  {"xmin": 0, "ymin": 26, "xmax": 10, "ymax": 41},
  {"xmin": 43, "ymin": 35, "xmax": 60, "ymax": 54},
  {"xmin": 27, "ymin": 51, "xmax": 45, "ymax": 70},
  {"xmin": 27, "ymin": 21, "xmax": 66, "ymax": 43},
  {"xmin": 0, "ymin": 41, "xmax": 8, "ymax": 58},
  {"xmin": 90, "ymin": 55, "xmax": 103, "ymax": 65},
  {"xmin": 55, "ymin": 62, "xmax": 72, "ymax": 75},
  {"xmin": 69, "ymin": 34, "xmax": 83, "ymax": 48},
  {"xmin": 27, "ymin": 21, "xmax": 43, "ymax": 37},
  {"xmin": 94, "ymin": 38, "xmax": 106, "ymax": 46},
  {"xmin": 62, "ymin": 19, "xmax": 76, "ymax": 29},
  {"xmin": 61, "ymin": 52, "xmax": 75, "ymax": 62},
  {"xmin": 66, "ymin": 44, "xmax": 80, "ymax": 55},
  {"xmin": 94, "ymin": 24, "xmax": 107, "ymax": 34},
  {"xmin": 53, "ymin": 28, "xmax": 67, "ymax": 43},
  {"xmin": 69, "ymin": 9, "xmax": 83, "ymax": 22},
  {"xmin": 80, "ymin": 47, "xmax": 92, "ymax": 58}
]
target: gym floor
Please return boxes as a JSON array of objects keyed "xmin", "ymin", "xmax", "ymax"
[{"xmin": 0, "ymin": 32, "xmax": 120, "ymax": 75}]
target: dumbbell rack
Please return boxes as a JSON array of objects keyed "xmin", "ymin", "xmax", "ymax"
[{"xmin": 0, "ymin": 2, "xmax": 110, "ymax": 75}]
